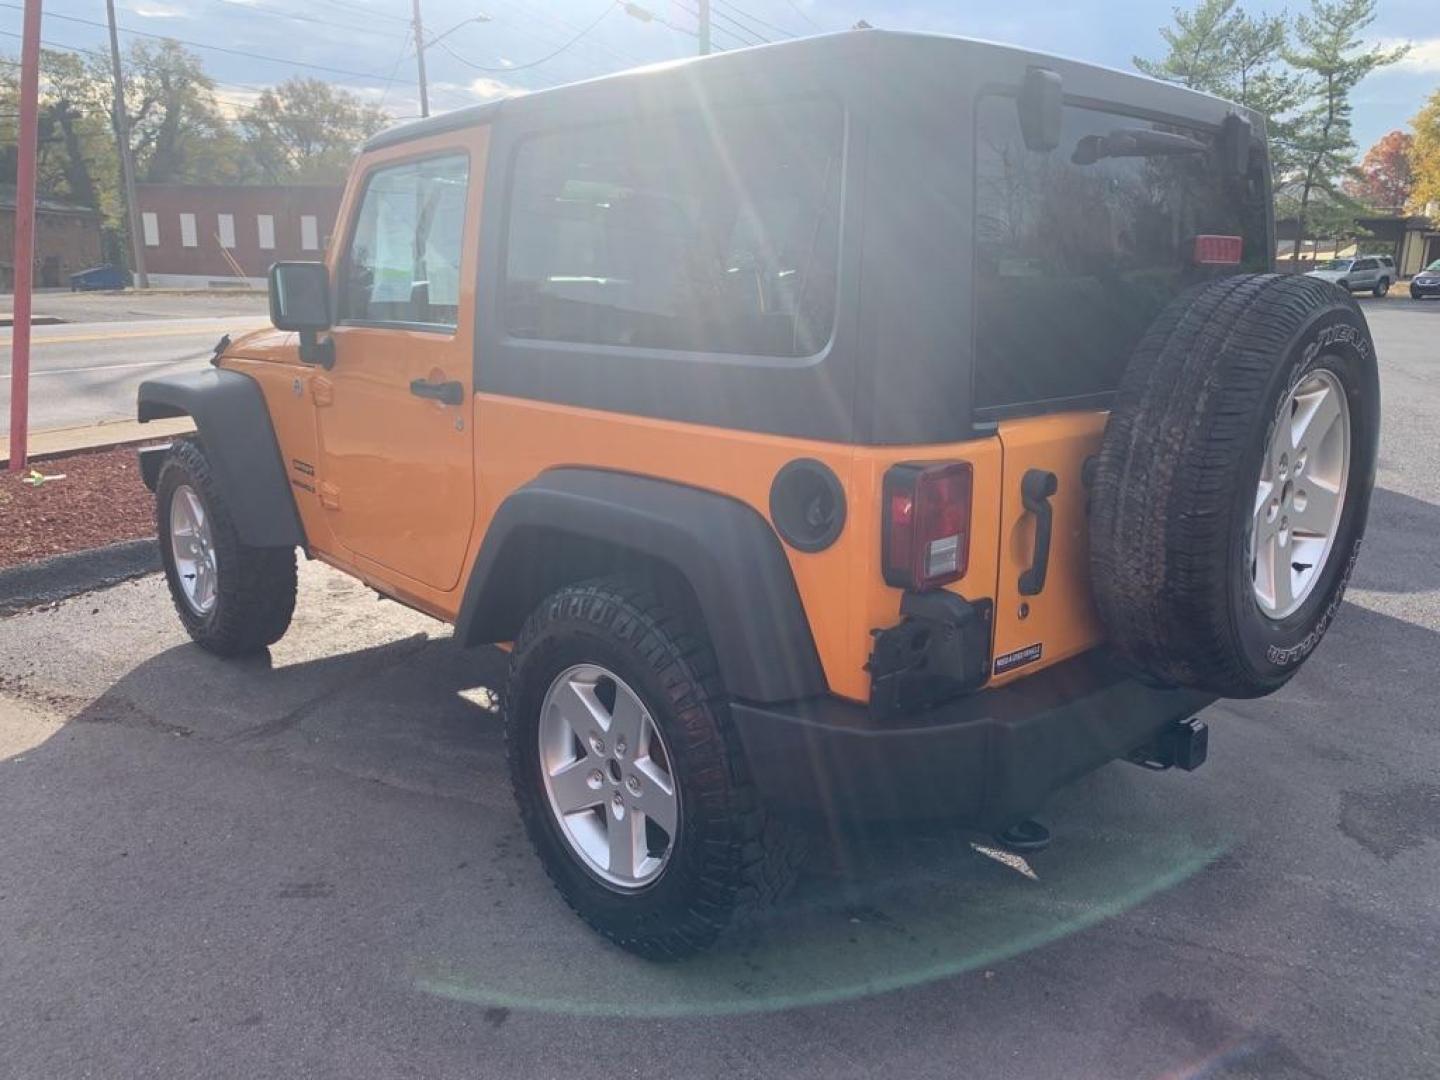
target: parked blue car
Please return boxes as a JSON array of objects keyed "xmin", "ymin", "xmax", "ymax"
[{"xmin": 69, "ymin": 264, "xmax": 127, "ymax": 291}]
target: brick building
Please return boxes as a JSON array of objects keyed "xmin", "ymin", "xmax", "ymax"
[
  {"xmin": 1, "ymin": 184, "xmax": 104, "ymax": 291},
  {"xmin": 134, "ymin": 183, "xmax": 344, "ymax": 287}
]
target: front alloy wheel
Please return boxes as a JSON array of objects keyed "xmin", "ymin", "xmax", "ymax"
[{"xmin": 168, "ymin": 483, "xmax": 218, "ymax": 616}]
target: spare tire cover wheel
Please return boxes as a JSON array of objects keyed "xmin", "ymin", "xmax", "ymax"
[{"xmin": 1089, "ymin": 274, "xmax": 1380, "ymax": 698}]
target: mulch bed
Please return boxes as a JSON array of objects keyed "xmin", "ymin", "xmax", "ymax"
[{"xmin": 0, "ymin": 445, "xmax": 161, "ymax": 569}]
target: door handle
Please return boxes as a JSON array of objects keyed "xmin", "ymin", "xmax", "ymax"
[
  {"xmin": 1018, "ymin": 469, "xmax": 1058, "ymax": 596},
  {"xmin": 408, "ymin": 378, "xmax": 464, "ymax": 406}
]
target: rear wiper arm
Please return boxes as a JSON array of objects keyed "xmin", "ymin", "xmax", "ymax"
[{"xmin": 1071, "ymin": 128, "xmax": 1208, "ymax": 165}]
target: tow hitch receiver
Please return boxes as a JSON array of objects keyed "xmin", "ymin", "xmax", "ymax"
[{"xmin": 1130, "ymin": 717, "xmax": 1209, "ymax": 772}]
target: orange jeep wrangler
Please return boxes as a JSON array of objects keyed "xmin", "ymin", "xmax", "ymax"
[{"xmin": 136, "ymin": 32, "xmax": 1379, "ymax": 958}]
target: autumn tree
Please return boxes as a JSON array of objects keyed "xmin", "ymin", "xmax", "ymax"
[
  {"xmin": 1410, "ymin": 89, "xmax": 1440, "ymax": 214},
  {"xmin": 1343, "ymin": 130, "xmax": 1413, "ymax": 210},
  {"xmin": 240, "ymin": 78, "xmax": 387, "ymax": 184}
]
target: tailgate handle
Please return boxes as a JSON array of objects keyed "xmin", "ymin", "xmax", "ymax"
[
  {"xmin": 409, "ymin": 378, "xmax": 464, "ymax": 406},
  {"xmin": 1018, "ymin": 469, "xmax": 1058, "ymax": 596}
]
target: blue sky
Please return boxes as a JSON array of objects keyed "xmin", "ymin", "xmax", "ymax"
[{"xmin": 3, "ymin": 0, "xmax": 1434, "ymax": 155}]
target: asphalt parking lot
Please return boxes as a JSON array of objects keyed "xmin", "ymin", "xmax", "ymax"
[{"xmin": 1, "ymin": 297, "xmax": 1437, "ymax": 1079}]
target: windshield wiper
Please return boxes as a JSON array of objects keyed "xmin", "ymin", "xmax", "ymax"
[{"xmin": 1071, "ymin": 128, "xmax": 1209, "ymax": 165}]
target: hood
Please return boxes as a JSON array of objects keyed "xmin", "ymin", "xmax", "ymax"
[
  {"xmin": 223, "ymin": 324, "xmax": 295, "ymax": 362},
  {"xmin": 1414, "ymin": 270, "xmax": 1440, "ymax": 282}
]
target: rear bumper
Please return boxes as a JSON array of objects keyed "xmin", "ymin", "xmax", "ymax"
[{"xmin": 731, "ymin": 652, "xmax": 1214, "ymax": 829}]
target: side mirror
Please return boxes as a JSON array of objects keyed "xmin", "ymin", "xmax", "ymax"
[
  {"xmin": 1018, "ymin": 67, "xmax": 1062, "ymax": 152},
  {"xmin": 268, "ymin": 260, "xmax": 332, "ymax": 332},
  {"xmin": 268, "ymin": 261, "xmax": 334, "ymax": 368}
]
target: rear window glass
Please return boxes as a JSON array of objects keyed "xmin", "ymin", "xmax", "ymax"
[
  {"xmin": 973, "ymin": 95, "xmax": 1268, "ymax": 412},
  {"xmin": 503, "ymin": 99, "xmax": 844, "ymax": 358}
]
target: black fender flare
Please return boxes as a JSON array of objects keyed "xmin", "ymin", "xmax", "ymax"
[
  {"xmin": 137, "ymin": 368, "xmax": 305, "ymax": 549},
  {"xmin": 456, "ymin": 468, "xmax": 828, "ymax": 704}
]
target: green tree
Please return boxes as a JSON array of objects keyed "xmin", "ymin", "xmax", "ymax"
[
  {"xmin": 1283, "ymin": 0, "xmax": 1407, "ymax": 265},
  {"xmin": 1134, "ymin": 0, "xmax": 1241, "ymax": 90},
  {"xmin": 1410, "ymin": 89, "xmax": 1440, "ymax": 214},
  {"xmin": 119, "ymin": 39, "xmax": 240, "ymax": 184},
  {"xmin": 1134, "ymin": 1, "xmax": 1303, "ymax": 170},
  {"xmin": 240, "ymin": 77, "xmax": 387, "ymax": 184}
]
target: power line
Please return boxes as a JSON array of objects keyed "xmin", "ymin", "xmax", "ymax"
[
  {"xmin": 780, "ymin": 0, "xmax": 824, "ymax": 32},
  {"xmin": 305, "ymin": 0, "xmax": 414, "ymax": 27},
  {"xmin": 670, "ymin": 0, "xmax": 757, "ymax": 47},
  {"xmin": 0, "ymin": 4, "xmax": 398, "ymax": 82},
  {"xmin": 486, "ymin": 0, "xmax": 646, "ymax": 68},
  {"xmin": 209, "ymin": 0, "xmax": 400, "ymax": 42},
  {"xmin": 711, "ymin": 0, "xmax": 800, "ymax": 40},
  {"xmin": 434, "ymin": 2, "xmax": 619, "ymax": 75}
]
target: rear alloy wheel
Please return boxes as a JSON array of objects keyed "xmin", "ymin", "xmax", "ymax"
[
  {"xmin": 537, "ymin": 663, "xmax": 679, "ymax": 889},
  {"xmin": 1373, "ymin": 277, "xmax": 1390, "ymax": 297},
  {"xmin": 505, "ymin": 577, "xmax": 804, "ymax": 959}
]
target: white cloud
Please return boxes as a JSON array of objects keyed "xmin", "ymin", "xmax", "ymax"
[
  {"xmin": 1375, "ymin": 37, "xmax": 1440, "ymax": 74},
  {"xmin": 125, "ymin": 1, "xmax": 190, "ymax": 17}
]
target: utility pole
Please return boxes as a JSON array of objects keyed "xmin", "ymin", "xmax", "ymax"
[
  {"xmin": 697, "ymin": 0, "xmax": 710, "ymax": 54},
  {"xmin": 7, "ymin": 0, "xmax": 41, "ymax": 473},
  {"xmin": 105, "ymin": 0, "xmax": 148, "ymax": 289},
  {"xmin": 412, "ymin": 0, "xmax": 430, "ymax": 118}
]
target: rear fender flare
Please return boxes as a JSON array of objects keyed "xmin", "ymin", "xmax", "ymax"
[
  {"xmin": 456, "ymin": 469, "xmax": 827, "ymax": 704},
  {"xmin": 137, "ymin": 368, "xmax": 305, "ymax": 549}
]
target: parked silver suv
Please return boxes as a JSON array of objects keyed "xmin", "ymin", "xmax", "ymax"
[{"xmin": 1306, "ymin": 255, "xmax": 1395, "ymax": 297}]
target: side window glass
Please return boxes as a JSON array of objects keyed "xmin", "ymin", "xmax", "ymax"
[
  {"xmin": 341, "ymin": 153, "xmax": 469, "ymax": 329},
  {"xmin": 503, "ymin": 99, "xmax": 844, "ymax": 358}
]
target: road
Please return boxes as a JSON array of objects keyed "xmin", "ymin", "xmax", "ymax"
[
  {"xmin": 0, "ymin": 316, "xmax": 268, "ymax": 437},
  {"xmin": 0, "ymin": 300, "xmax": 1437, "ymax": 1079}
]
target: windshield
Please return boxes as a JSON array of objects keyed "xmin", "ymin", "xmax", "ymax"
[
  {"xmin": 1427, "ymin": 260, "xmax": 1440, "ymax": 272},
  {"xmin": 1320, "ymin": 259, "xmax": 1355, "ymax": 270},
  {"xmin": 973, "ymin": 96, "xmax": 1269, "ymax": 411}
]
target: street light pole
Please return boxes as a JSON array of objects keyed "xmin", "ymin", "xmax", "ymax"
[
  {"xmin": 106, "ymin": 0, "xmax": 148, "ymax": 290},
  {"xmin": 7, "ymin": 0, "xmax": 41, "ymax": 473},
  {"xmin": 412, "ymin": 0, "xmax": 430, "ymax": 118}
]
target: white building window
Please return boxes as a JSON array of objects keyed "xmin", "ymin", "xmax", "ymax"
[
  {"xmin": 257, "ymin": 214, "xmax": 276, "ymax": 251},
  {"xmin": 217, "ymin": 213, "xmax": 236, "ymax": 249},
  {"xmin": 179, "ymin": 213, "xmax": 198, "ymax": 248},
  {"xmin": 300, "ymin": 214, "xmax": 319, "ymax": 251},
  {"xmin": 141, "ymin": 212, "xmax": 159, "ymax": 247}
]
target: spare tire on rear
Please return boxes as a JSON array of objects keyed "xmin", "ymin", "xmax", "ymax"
[{"xmin": 1089, "ymin": 274, "xmax": 1380, "ymax": 698}]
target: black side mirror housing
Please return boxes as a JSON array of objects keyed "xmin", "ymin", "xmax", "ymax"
[
  {"xmin": 1018, "ymin": 67, "xmax": 1062, "ymax": 152},
  {"xmin": 268, "ymin": 261, "xmax": 334, "ymax": 368},
  {"xmin": 269, "ymin": 261, "xmax": 332, "ymax": 332}
]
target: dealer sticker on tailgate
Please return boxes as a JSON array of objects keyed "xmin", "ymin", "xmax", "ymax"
[{"xmin": 994, "ymin": 642, "xmax": 1043, "ymax": 676}]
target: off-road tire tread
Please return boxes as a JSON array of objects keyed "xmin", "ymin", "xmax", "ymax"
[
  {"xmin": 157, "ymin": 437, "xmax": 297, "ymax": 656},
  {"xmin": 504, "ymin": 577, "xmax": 805, "ymax": 960}
]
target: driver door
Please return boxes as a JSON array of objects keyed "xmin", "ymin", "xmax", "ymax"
[{"xmin": 316, "ymin": 140, "xmax": 482, "ymax": 593}]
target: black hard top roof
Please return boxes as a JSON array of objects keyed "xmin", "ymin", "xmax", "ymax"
[{"xmin": 364, "ymin": 29, "xmax": 1257, "ymax": 153}]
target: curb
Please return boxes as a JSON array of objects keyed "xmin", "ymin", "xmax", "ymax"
[
  {"xmin": 0, "ymin": 539, "xmax": 161, "ymax": 616},
  {"xmin": 1, "ymin": 416, "xmax": 194, "ymax": 468}
]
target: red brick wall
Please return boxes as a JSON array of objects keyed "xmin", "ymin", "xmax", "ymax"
[{"xmin": 134, "ymin": 184, "xmax": 344, "ymax": 279}]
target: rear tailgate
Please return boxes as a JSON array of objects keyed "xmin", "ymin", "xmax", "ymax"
[{"xmin": 989, "ymin": 412, "xmax": 1107, "ymax": 685}]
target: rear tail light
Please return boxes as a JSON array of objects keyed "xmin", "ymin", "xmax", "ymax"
[
  {"xmin": 882, "ymin": 462, "xmax": 972, "ymax": 590},
  {"xmin": 1193, "ymin": 234, "xmax": 1243, "ymax": 266}
]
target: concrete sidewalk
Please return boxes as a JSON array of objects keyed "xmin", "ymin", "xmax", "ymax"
[{"xmin": 1, "ymin": 416, "xmax": 194, "ymax": 468}]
